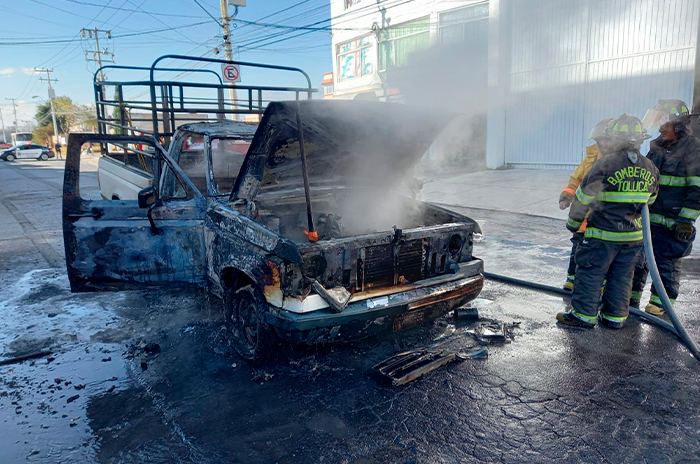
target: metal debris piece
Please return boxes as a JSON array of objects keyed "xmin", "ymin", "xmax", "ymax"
[
  {"xmin": 371, "ymin": 349, "xmax": 464, "ymax": 386},
  {"xmin": 466, "ymin": 321, "xmax": 520, "ymax": 344},
  {"xmin": 0, "ymin": 350, "xmax": 52, "ymax": 366},
  {"xmin": 456, "ymin": 346, "xmax": 488, "ymax": 360},
  {"xmin": 311, "ymin": 280, "xmax": 352, "ymax": 313},
  {"xmin": 454, "ymin": 307, "xmax": 479, "ymax": 321}
]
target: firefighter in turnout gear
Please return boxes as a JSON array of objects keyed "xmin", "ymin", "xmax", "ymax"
[
  {"xmin": 557, "ymin": 115, "xmax": 659, "ymax": 329},
  {"xmin": 559, "ymin": 118, "xmax": 612, "ymax": 291},
  {"xmin": 632, "ymin": 99, "xmax": 700, "ymax": 316}
]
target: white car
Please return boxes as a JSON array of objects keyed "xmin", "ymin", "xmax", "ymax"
[{"xmin": 1, "ymin": 144, "xmax": 55, "ymax": 161}]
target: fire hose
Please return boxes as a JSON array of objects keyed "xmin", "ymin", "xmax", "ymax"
[{"xmin": 482, "ymin": 205, "xmax": 700, "ymax": 363}]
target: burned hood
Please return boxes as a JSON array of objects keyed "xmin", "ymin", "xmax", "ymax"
[{"xmin": 233, "ymin": 100, "xmax": 452, "ymax": 200}]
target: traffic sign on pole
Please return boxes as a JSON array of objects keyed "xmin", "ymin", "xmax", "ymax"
[{"xmin": 221, "ymin": 64, "xmax": 241, "ymax": 83}]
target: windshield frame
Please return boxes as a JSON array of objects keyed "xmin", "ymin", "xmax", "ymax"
[{"xmin": 206, "ymin": 135, "xmax": 251, "ymax": 200}]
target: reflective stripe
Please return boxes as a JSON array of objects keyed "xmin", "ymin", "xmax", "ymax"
[
  {"xmin": 650, "ymin": 294, "xmax": 675, "ymax": 306},
  {"xmin": 648, "ymin": 194, "xmax": 657, "ymax": 205},
  {"xmin": 575, "ymin": 186, "xmax": 595, "ymax": 205},
  {"xmin": 689, "ymin": 176, "xmax": 700, "ymax": 187},
  {"xmin": 596, "ymin": 191, "xmax": 651, "ymax": 203},
  {"xmin": 566, "ymin": 274, "xmax": 575, "ymax": 281},
  {"xmin": 650, "ymin": 213, "xmax": 676, "ymax": 228},
  {"xmin": 678, "ymin": 207, "xmax": 700, "ymax": 221},
  {"xmin": 659, "ymin": 175, "xmax": 688, "ymax": 187},
  {"xmin": 600, "ymin": 312, "xmax": 627, "ymax": 322},
  {"xmin": 572, "ymin": 310, "xmax": 598, "ymax": 324},
  {"xmin": 630, "ymin": 290, "xmax": 642, "ymax": 299},
  {"xmin": 567, "ymin": 217, "xmax": 582, "ymax": 229},
  {"xmin": 585, "ymin": 227, "xmax": 643, "ymax": 242}
]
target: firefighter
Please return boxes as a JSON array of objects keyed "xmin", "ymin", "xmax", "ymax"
[
  {"xmin": 559, "ymin": 118, "xmax": 612, "ymax": 291},
  {"xmin": 557, "ymin": 114, "xmax": 659, "ymax": 329},
  {"xmin": 631, "ymin": 99, "xmax": 699, "ymax": 315}
]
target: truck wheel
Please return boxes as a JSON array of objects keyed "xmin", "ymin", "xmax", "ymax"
[
  {"xmin": 6, "ymin": 154, "xmax": 14, "ymax": 161},
  {"xmin": 224, "ymin": 284, "xmax": 278, "ymax": 364},
  {"xmin": 40, "ymin": 154, "xmax": 49, "ymax": 161}
]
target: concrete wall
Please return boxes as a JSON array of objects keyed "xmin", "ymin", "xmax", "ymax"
[{"xmin": 496, "ymin": 0, "xmax": 700, "ymax": 169}]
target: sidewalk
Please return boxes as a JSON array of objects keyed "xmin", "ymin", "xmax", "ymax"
[
  {"xmin": 421, "ymin": 168, "xmax": 572, "ymax": 220},
  {"xmin": 421, "ymin": 167, "xmax": 700, "ymax": 260}
]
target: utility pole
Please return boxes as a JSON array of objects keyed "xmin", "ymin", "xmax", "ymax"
[
  {"xmin": 81, "ymin": 28, "xmax": 114, "ymax": 83},
  {"xmin": 220, "ymin": 0, "xmax": 239, "ymax": 117},
  {"xmin": 0, "ymin": 108, "xmax": 6, "ymax": 143},
  {"xmin": 5, "ymin": 98, "xmax": 18, "ymax": 135},
  {"xmin": 35, "ymin": 68, "xmax": 59, "ymax": 145}
]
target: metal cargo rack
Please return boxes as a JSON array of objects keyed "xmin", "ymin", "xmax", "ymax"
[{"xmin": 93, "ymin": 54, "xmax": 316, "ymax": 149}]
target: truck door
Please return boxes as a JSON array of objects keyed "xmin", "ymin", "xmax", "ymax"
[{"xmin": 63, "ymin": 133, "xmax": 208, "ymax": 292}]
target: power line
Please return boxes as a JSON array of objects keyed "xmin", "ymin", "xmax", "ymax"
[
  {"xmin": 57, "ymin": 0, "xmax": 209, "ymax": 18},
  {"xmin": 36, "ymin": 0, "xmax": 113, "ymax": 70},
  {"xmin": 0, "ymin": 21, "xmax": 213, "ymax": 46},
  {"xmin": 232, "ymin": 2, "xmax": 328, "ymax": 44},
  {"xmin": 240, "ymin": 0, "xmax": 415, "ymax": 52},
  {"xmin": 29, "ymin": 0, "xmax": 117, "ymax": 29},
  {"xmin": 0, "ymin": 5, "xmax": 75, "ymax": 29},
  {"xmin": 124, "ymin": 0, "xmax": 200, "ymax": 46},
  {"xmin": 232, "ymin": 18, "xmax": 369, "ymax": 32},
  {"xmin": 191, "ymin": 0, "xmax": 222, "ymax": 27}
]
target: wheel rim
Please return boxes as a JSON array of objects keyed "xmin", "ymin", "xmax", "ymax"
[
  {"xmin": 238, "ymin": 300, "xmax": 259, "ymax": 348},
  {"xmin": 41, "ymin": 154, "xmax": 48, "ymax": 160}
]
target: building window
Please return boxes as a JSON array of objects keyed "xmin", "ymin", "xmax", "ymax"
[
  {"xmin": 438, "ymin": 3, "xmax": 489, "ymax": 45},
  {"xmin": 324, "ymin": 84, "xmax": 334, "ymax": 95},
  {"xmin": 378, "ymin": 17, "xmax": 430, "ymax": 72},
  {"xmin": 337, "ymin": 34, "xmax": 374, "ymax": 81},
  {"xmin": 345, "ymin": 0, "xmax": 362, "ymax": 9}
]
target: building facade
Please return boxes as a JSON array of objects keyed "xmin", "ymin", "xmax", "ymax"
[
  {"xmin": 321, "ymin": 72, "xmax": 335, "ymax": 98},
  {"xmin": 329, "ymin": 0, "xmax": 700, "ymax": 169},
  {"xmin": 330, "ymin": 0, "xmax": 488, "ymax": 102}
]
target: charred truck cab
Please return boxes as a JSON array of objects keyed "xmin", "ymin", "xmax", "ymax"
[{"xmin": 63, "ymin": 56, "xmax": 484, "ymax": 362}]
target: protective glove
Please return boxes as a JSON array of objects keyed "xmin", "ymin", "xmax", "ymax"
[
  {"xmin": 676, "ymin": 222, "xmax": 695, "ymax": 241},
  {"xmin": 559, "ymin": 195, "xmax": 572, "ymax": 210}
]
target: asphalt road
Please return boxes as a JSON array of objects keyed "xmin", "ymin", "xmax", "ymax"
[{"xmin": 1, "ymin": 158, "xmax": 699, "ymax": 464}]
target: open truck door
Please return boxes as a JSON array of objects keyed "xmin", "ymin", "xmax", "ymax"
[{"xmin": 63, "ymin": 133, "xmax": 207, "ymax": 292}]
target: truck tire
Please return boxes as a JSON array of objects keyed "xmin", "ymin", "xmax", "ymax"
[{"xmin": 224, "ymin": 284, "xmax": 278, "ymax": 364}]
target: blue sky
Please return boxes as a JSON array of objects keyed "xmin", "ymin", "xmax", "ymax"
[{"xmin": 0, "ymin": 0, "xmax": 332, "ymax": 126}]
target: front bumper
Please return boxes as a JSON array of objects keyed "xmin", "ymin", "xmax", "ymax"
[{"xmin": 266, "ymin": 259, "xmax": 484, "ymax": 344}]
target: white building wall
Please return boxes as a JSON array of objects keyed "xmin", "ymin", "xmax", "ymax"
[{"xmin": 503, "ymin": 0, "xmax": 700, "ymax": 168}]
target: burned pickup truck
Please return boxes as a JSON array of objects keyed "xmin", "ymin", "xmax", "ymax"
[{"xmin": 63, "ymin": 58, "xmax": 483, "ymax": 362}]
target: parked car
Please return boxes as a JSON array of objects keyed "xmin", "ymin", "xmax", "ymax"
[
  {"xmin": 63, "ymin": 101, "xmax": 484, "ymax": 363},
  {"xmin": 1, "ymin": 144, "xmax": 55, "ymax": 161}
]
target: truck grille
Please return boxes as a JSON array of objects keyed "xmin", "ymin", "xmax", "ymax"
[{"xmin": 359, "ymin": 239, "xmax": 427, "ymax": 290}]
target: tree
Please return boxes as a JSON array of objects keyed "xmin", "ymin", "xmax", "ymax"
[
  {"xmin": 32, "ymin": 125, "xmax": 54, "ymax": 145},
  {"xmin": 34, "ymin": 97, "xmax": 98, "ymax": 141},
  {"xmin": 35, "ymin": 96, "xmax": 74, "ymax": 135}
]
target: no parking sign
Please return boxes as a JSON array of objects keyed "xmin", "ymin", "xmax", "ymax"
[{"xmin": 221, "ymin": 64, "xmax": 241, "ymax": 83}]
